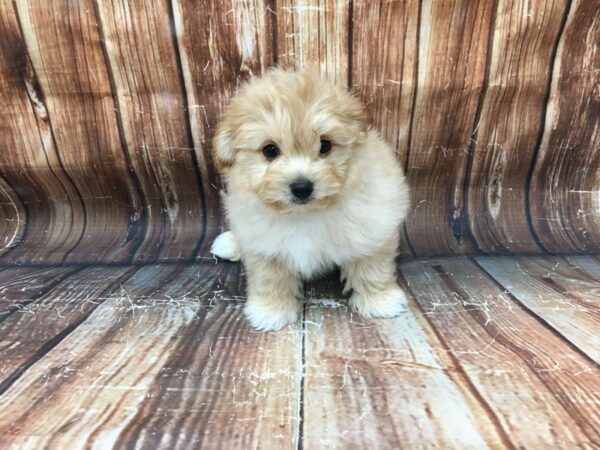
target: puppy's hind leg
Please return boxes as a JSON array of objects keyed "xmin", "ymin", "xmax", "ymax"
[
  {"xmin": 244, "ymin": 254, "xmax": 302, "ymax": 331},
  {"xmin": 342, "ymin": 243, "xmax": 408, "ymax": 318},
  {"xmin": 211, "ymin": 231, "xmax": 242, "ymax": 262}
]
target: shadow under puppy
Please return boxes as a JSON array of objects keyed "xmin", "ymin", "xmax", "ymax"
[{"xmin": 211, "ymin": 69, "xmax": 410, "ymax": 331}]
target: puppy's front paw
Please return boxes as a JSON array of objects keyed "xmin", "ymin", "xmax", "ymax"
[
  {"xmin": 244, "ymin": 297, "xmax": 301, "ymax": 331},
  {"xmin": 350, "ymin": 286, "xmax": 408, "ymax": 318},
  {"xmin": 211, "ymin": 231, "xmax": 241, "ymax": 262}
]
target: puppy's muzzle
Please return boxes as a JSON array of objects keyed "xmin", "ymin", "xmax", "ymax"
[{"xmin": 290, "ymin": 178, "xmax": 314, "ymax": 204}]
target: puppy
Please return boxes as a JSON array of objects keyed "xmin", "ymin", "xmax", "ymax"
[{"xmin": 210, "ymin": 69, "xmax": 410, "ymax": 331}]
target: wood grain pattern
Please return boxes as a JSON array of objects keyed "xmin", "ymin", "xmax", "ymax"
[
  {"xmin": 1, "ymin": 1, "xmax": 600, "ymax": 259},
  {"xmin": 302, "ymin": 301, "xmax": 504, "ymax": 448},
  {"xmin": 476, "ymin": 255, "xmax": 600, "ymax": 362},
  {"xmin": 351, "ymin": 0, "xmax": 419, "ymax": 154},
  {"xmin": 530, "ymin": 0, "xmax": 600, "ymax": 253},
  {"xmin": 171, "ymin": 0, "xmax": 274, "ymax": 254},
  {"xmin": 0, "ymin": 266, "xmax": 80, "ymax": 316},
  {"xmin": 0, "ymin": 266, "xmax": 137, "ymax": 391},
  {"xmin": 276, "ymin": 0, "xmax": 350, "ymax": 84},
  {"xmin": 400, "ymin": 258, "xmax": 600, "ymax": 448},
  {"xmin": 0, "ymin": 257, "xmax": 598, "ymax": 447},
  {"xmin": 2, "ymin": 1, "xmax": 600, "ymax": 442},
  {"xmin": 102, "ymin": 261, "xmax": 246, "ymax": 305},
  {"xmin": 0, "ymin": 0, "xmax": 84, "ymax": 264},
  {"xmin": 566, "ymin": 255, "xmax": 600, "ymax": 279},
  {"xmin": 0, "ymin": 263, "xmax": 301, "ymax": 449},
  {"xmin": 404, "ymin": 0, "xmax": 494, "ymax": 256},
  {"xmin": 0, "ymin": 177, "xmax": 25, "ymax": 258},
  {"xmin": 351, "ymin": 0, "xmax": 419, "ymax": 257},
  {"xmin": 466, "ymin": 0, "xmax": 569, "ymax": 253},
  {"xmin": 93, "ymin": 0, "xmax": 205, "ymax": 262},
  {"xmin": 14, "ymin": 0, "xmax": 144, "ymax": 263}
]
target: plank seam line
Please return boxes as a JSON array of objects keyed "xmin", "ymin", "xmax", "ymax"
[
  {"xmin": 0, "ymin": 266, "xmax": 141, "ymax": 397},
  {"xmin": 524, "ymin": 0, "xmax": 574, "ymax": 254},
  {"xmin": 91, "ymin": 0, "xmax": 150, "ymax": 264},
  {"xmin": 295, "ymin": 301, "xmax": 306, "ymax": 450},
  {"xmin": 400, "ymin": 270, "xmax": 518, "ymax": 450},
  {"xmin": 270, "ymin": 0, "xmax": 278, "ymax": 65},
  {"xmin": 472, "ymin": 257, "xmax": 599, "ymax": 367},
  {"xmin": 461, "ymin": 0, "xmax": 499, "ymax": 255},
  {"xmin": 68, "ymin": 2, "xmax": 117, "ymax": 264},
  {"xmin": 401, "ymin": 0, "xmax": 422, "ymax": 259},
  {"xmin": 166, "ymin": 0, "xmax": 209, "ymax": 259},
  {"xmin": 404, "ymin": 0, "xmax": 421, "ymax": 178}
]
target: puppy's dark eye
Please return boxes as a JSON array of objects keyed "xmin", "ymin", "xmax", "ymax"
[
  {"xmin": 319, "ymin": 140, "xmax": 332, "ymax": 156},
  {"xmin": 262, "ymin": 144, "xmax": 279, "ymax": 160}
]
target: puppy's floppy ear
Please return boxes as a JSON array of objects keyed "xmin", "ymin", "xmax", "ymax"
[
  {"xmin": 344, "ymin": 98, "xmax": 368, "ymax": 131},
  {"xmin": 338, "ymin": 93, "xmax": 369, "ymax": 141},
  {"xmin": 212, "ymin": 118, "xmax": 236, "ymax": 172}
]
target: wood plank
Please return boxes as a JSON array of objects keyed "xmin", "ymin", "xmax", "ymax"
[
  {"xmin": 171, "ymin": 0, "xmax": 274, "ymax": 254},
  {"xmin": 0, "ymin": 263, "xmax": 301, "ymax": 449},
  {"xmin": 400, "ymin": 258, "xmax": 600, "ymax": 448},
  {"xmin": 466, "ymin": 0, "xmax": 569, "ymax": 253},
  {"xmin": 0, "ymin": 1, "xmax": 84, "ymax": 264},
  {"xmin": 0, "ymin": 266, "xmax": 138, "ymax": 392},
  {"xmin": 93, "ymin": 0, "xmax": 205, "ymax": 263},
  {"xmin": 0, "ymin": 176, "xmax": 25, "ymax": 258},
  {"xmin": 14, "ymin": 0, "xmax": 145, "ymax": 263},
  {"xmin": 476, "ymin": 255, "xmax": 600, "ymax": 363},
  {"xmin": 405, "ymin": 0, "xmax": 494, "ymax": 256},
  {"xmin": 351, "ymin": 0, "xmax": 419, "ymax": 257},
  {"xmin": 351, "ymin": 0, "xmax": 418, "ymax": 158},
  {"xmin": 276, "ymin": 0, "xmax": 349, "ymax": 84},
  {"xmin": 565, "ymin": 255, "xmax": 600, "ymax": 279},
  {"xmin": 104, "ymin": 261, "xmax": 246, "ymax": 303},
  {"xmin": 0, "ymin": 266, "xmax": 80, "ymax": 315},
  {"xmin": 302, "ymin": 277, "xmax": 507, "ymax": 449},
  {"xmin": 530, "ymin": 1, "xmax": 600, "ymax": 253}
]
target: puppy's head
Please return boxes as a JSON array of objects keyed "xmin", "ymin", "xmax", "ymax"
[{"xmin": 213, "ymin": 69, "xmax": 367, "ymax": 213}]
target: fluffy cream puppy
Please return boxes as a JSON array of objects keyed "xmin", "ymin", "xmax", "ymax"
[{"xmin": 211, "ymin": 69, "xmax": 410, "ymax": 331}]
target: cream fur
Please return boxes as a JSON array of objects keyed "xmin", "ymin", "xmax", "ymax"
[
  {"xmin": 211, "ymin": 69, "xmax": 410, "ymax": 331},
  {"xmin": 210, "ymin": 231, "xmax": 241, "ymax": 262}
]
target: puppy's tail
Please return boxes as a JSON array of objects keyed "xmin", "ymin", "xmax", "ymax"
[{"xmin": 211, "ymin": 231, "xmax": 241, "ymax": 262}]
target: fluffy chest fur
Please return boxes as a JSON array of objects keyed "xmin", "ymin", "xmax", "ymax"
[{"xmin": 225, "ymin": 142, "xmax": 408, "ymax": 278}]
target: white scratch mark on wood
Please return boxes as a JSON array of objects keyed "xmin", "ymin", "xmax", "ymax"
[
  {"xmin": 0, "ymin": 182, "xmax": 21, "ymax": 250},
  {"xmin": 234, "ymin": 2, "xmax": 257, "ymax": 71}
]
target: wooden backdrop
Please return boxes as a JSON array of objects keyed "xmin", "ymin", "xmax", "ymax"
[{"xmin": 0, "ymin": 0, "xmax": 598, "ymax": 265}]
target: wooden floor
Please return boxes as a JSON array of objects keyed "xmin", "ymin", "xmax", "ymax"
[{"xmin": 0, "ymin": 256, "xmax": 598, "ymax": 449}]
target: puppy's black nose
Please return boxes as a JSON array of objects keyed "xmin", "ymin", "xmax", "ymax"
[{"xmin": 290, "ymin": 179, "xmax": 314, "ymax": 201}]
